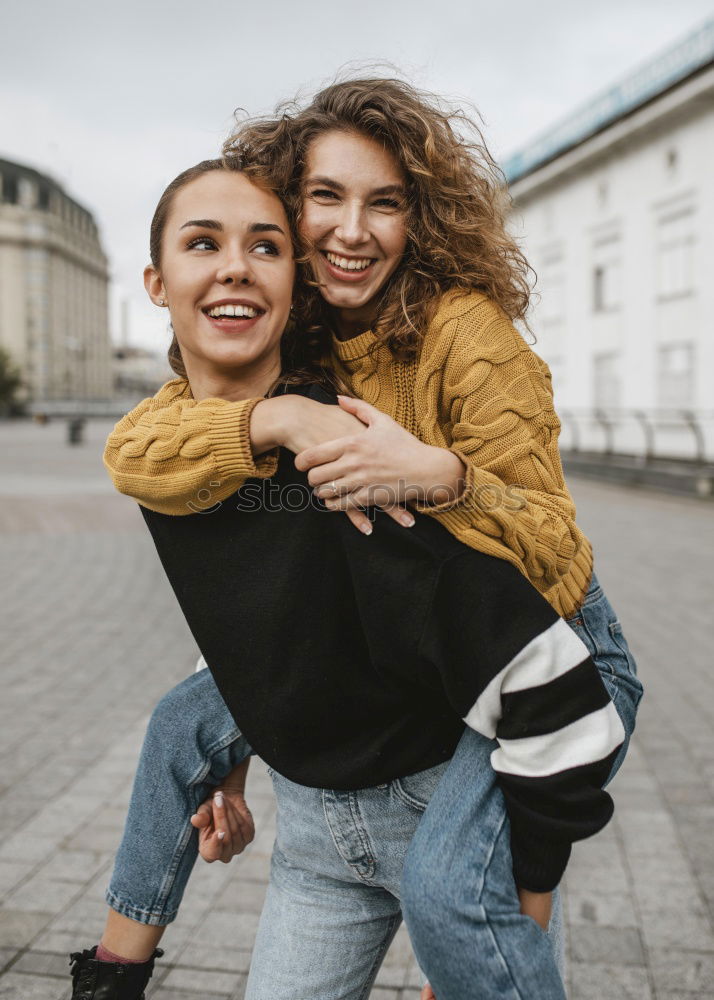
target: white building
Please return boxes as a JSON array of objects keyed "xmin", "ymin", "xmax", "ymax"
[
  {"xmin": 506, "ymin": 19, "xmax": 714, "ymax": 460},
  {"xmin": 0, "ymin": 157, "xmax": 112, "ymax": 402}
]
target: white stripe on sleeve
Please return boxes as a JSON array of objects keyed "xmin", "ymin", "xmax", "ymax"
[
  {"xmin": 463, "ymin": 618, "xmax": 590, "ymax": 738},
  {"xmin": 490, "ymin": 702, "xmax": 625, "ymax": 779}
]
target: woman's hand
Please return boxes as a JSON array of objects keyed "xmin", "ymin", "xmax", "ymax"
[
  {"xmin": 252, "ymin": 395, "xmax": 416, "ymax": 535},
  {"xmin": 295, "ymin": 395, "xmax": 466, "ymax": 511},
  {"xmin": 281, "ymin": 395, "xmax": 369, "ymax": 456},
  {"xmin": 190, "ymin": 762, "xmax": 255, "ymax": 864},
  {"xmin": 518, "ymin": 887, "xmax": 553, "ymax": 931}
]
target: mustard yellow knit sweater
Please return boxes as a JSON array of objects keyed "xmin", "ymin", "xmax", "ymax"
[{"xmin": 104, "ymin": 291, "xmax": 593, "ymax": 618}]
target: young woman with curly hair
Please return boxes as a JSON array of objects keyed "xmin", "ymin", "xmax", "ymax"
[{"xmin": 73, "ymin": 79, "xmax": 641, "ymax": 1000}]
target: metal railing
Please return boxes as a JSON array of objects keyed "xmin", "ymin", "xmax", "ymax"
[{"xmin": 558, "ymin": 408, "xmax": 714, "ymax": 465}]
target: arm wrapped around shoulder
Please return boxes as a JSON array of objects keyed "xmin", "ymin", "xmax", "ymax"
[
  {"xmin": 103, "ymin": 380, "xmax": 277, "ymax": 516},
  {"xmin": 414, "ymin": 294, "xmax": 591, "ymax": 599}
]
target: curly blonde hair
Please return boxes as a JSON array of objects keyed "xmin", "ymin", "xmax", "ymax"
[{"xmin": 224, "ymin": 77, "xmax": 533, "ymax": 359}]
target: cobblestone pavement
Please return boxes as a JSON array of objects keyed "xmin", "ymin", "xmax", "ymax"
[{"xmin": 0, "ymin": 418, "xmax": 712, "ymax": 1000}]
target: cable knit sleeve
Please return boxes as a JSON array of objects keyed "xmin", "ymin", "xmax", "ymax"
[
  {"xmin": 413, "ymin": 294, "xmax": 592, "ymax": 601},
  {"xmin": 103, "ymin": 379, "xmax": 278, "ymax": 516}
]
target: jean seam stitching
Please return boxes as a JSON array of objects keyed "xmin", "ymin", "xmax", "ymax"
[
  {"xmin": 105, "ymin": 889, "xmax": 179, "ymax": 925},
  {"xmin": 482, "ymin": 913, "xmax": 528, "ymax": 1000},
  {"xmin": 481, "ymin": 812, "xmax": 528, "ymax": 1000},
  {"xmin": 323, "ymin": 791, "xmax": 357, "ymax": 876},
  {"xmin": 356, "ymin": 912, "xmax": 401, "ymax": 1000},
  {"xmin": 348, "ymin": 792, "xmax": 377, "ymax": 878},
  {"xmin": 391, "ymin": 779, "xmax": 428, "ymax": 813}
]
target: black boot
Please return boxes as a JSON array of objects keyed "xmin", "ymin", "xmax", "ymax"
[{"xmin": 69, "ymin": 946, "xmax": 163, "ymax": 1000}]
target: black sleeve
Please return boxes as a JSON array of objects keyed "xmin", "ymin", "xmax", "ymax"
[{"xmin": 418, "ymin": 550, "xmax": 624, "ymax": 891}]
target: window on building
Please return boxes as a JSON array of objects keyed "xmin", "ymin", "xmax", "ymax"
[
  {"xmin": 18, "ymin": 177, "xmax": 36, "ymax": 208},
  {"xmin": 656, "ymin": 209, "xmax": 695, "ymax": 299},
  {"xmin": 593, "ymin": 352, "xmax": 621, "ymax": 410},
  {"xmin": 592, "ymin": 233, "xmax": 621, "ymax": 312},
  {"xmin": 657, "ymin": 343, "xmax": 694, "ymax": 408},
  {"xmin": 592, "ymin": 260, "xmax": 621, "ymax": 312},
  {"xmin": 539, "ymin": 252, "xmax": 565, "ymax": 327},
  {"xmin": 2, "ymin": 174, "xmax": 18, "ymax": 204}
]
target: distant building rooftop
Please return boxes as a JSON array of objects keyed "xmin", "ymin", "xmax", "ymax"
[
  {"xmin": 0, "ymin": 156, "xmax": 98, "ymax": 235},
  {"xmin": 503, "ymin": 18, "xmax": 714, "ymax": 184}
]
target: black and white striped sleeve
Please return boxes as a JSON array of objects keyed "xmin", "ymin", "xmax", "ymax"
[{"xmin": 419, "ymin": 550, "xmax": 625, "ymax": 892}]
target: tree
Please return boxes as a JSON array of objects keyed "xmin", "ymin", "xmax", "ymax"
[{"xmin": 0, "ymin": 348, "xmax": 22, "ymax": 414}]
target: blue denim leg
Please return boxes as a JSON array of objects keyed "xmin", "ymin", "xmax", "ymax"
[
  {"xmin": 246, "ymin": 762, "xmax": 447, "ymax": 1000},
  {"xmin": 401, "ymin": 727, "xmax": 567, "ymax": 1000},
  {"xmin": 565, "ymin": 571, "xmax": 643, "ymax": 781},
  {"xmin": 106, "ymin": 669, "xmax": 251, "ymax": 925}
]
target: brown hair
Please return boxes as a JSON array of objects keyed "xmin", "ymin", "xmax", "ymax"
[
  {"xmin": 148, "ymin": 158, "xmax": 335, "ymax": 390},
  {"xmin": 224, "ymin": 77, "xmax": 534, "ymax": 359},
  {"xmin": 149, "ymin": 159, "xmax": 224, "ymax": 378}
]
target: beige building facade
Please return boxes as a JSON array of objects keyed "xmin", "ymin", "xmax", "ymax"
[{"xmin": 0, "ymin": 157, "xmax": 111, "ymax": 401}]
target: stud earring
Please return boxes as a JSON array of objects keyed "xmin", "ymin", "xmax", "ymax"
[{"xmin": 158, "ymin": 299, "xmax": 166, "ymax": 306}]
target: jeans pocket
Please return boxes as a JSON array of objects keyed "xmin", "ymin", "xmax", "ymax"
[{"xmin": 392, "ymin": 760, "xmax": 450, "ymax": 813}]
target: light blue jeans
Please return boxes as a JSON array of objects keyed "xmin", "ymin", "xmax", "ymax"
[
  {"xmin": 106, "ymin": 570, "xmax": 640, "ymax": 995},
  {"xmin": 245, "ymin": 754, "xmax": 566, "ymax": 1000},
  {"xmin": 564, "ymin": 573, "xmax": 642, "ymax": 780}
]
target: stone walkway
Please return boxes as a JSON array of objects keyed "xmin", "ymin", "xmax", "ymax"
[{"xmin": 0, "ymin": 418, "xmax": 712, "ymax": 999}]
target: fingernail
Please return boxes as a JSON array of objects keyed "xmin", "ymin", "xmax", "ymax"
[
  {"xmin": 217, "ymin": 831, "xmax": 225, "ymax": 840},
  {"xmin": 401, "ymin": 514, "xmax": 415, "ymax": 528},
  {"xmin": 360, "ymin": 523, "xmax": 373, "ymax": 536},
  {"xmin": 214, "ymin": 793, "xmax": 224, "ymax": 807}
]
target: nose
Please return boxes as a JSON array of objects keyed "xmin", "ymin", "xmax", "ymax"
[
  {"xmin": 334, "ymin": 202, "xmax": 369, "ymax": 248},
  {"xmin": 216, "ymin": 247, "xmax": 254, "ymax": 286}
]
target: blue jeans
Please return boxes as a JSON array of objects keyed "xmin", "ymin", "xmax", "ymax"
[
  {"xmin": 564, "ymin": 571, "xmax": 642, "ymax": 782},
  {"xmin": 107, "ymin": 571, "xmax": 639, "ymax": 993},
  {"xmin": 245, "ymin": 757, "xmax": 565, "ymax": 1000}
]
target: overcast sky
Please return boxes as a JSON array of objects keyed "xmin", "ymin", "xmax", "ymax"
[{"xmin": 1, "ymin": 0, "xmax": 713, "ymax": 349}]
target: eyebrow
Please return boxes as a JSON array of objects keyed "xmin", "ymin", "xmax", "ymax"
[
  {"xmin": 304, "ymin": 177, "xmax": 405, "ymax": 197},
  {"xmin": 179, "ymin": 219, "xmax": 286, "ymax": 235}
]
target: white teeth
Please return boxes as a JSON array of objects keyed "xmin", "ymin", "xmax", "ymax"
[
  {"xmin": 325, "ymin": 252, "xmax": 372, "ymax": 272},
  {"xmin": 207, "ymin": 304, "xmax": 260, "ymax": 318}
]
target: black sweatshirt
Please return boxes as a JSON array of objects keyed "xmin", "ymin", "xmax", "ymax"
[{"xmin": 140, "ymin": 387, "xmax": 624, "ymax": 891}]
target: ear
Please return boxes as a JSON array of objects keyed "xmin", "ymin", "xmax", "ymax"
[{"xmin": 144, "ymin": 265, "xmax": 167, "ymax": 307}]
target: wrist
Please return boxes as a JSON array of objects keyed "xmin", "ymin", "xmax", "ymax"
[
  {"xmin": 251, "ymin": 395, "xmax": 300, "ymax": 453},
  {"xmin": 217, "ymin": 784, "xmax": 246, "ymax": 796},
  {"xmin": 417, "ymin": 446, "xmax": 467, "ymax": 505}
]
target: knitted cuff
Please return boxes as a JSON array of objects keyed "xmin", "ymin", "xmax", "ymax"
[
  {"xmin": 510, "ymin": 830, "xmax": 572, "ymax": 893},
  {"xmin": 208, "ymin": 397, "xmax": 279, "ymax": 483}
]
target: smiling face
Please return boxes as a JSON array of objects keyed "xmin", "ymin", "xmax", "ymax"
[
  {"xmin": 145, "ymin": 170, "xmax": 294, "ymax": 396},
  {"xmin": 300, "ymin": 130, "xmax": 408, "ymax": 337}
]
